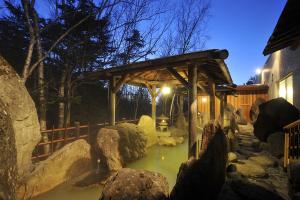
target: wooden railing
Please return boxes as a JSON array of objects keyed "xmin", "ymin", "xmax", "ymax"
[
  {"xmin": 284, "ymin": 119, "xmax": 300, "ymax": 169},
  {"xmin": 32, "ymin": 119, "xmax": 138, "ymax": 162}
]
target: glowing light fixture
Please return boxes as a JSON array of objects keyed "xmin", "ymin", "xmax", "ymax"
[
  {"xmin": 255, "ymin": 68, "xmax": 262, "ymax": 75},
  {"xmin": 161, "ymin": 86, "xmax": 171, "ymax": 95},
  {"xmin": 202, "ymin": 97, "xmax": 207, "ymax": 103}
]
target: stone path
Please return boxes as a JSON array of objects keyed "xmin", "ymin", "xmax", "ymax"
[{"xmin": 227, "ymin": 125, "xmax": 289, "ymax": 199}]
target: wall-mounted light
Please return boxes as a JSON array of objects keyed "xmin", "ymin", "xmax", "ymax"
[
  {"xmin": 256, "ymin": 68, "xmax": 262, "ymax": 75},
  {"xmin": 202, "ymin": 96, "xmax": 207, "ymax": 103}
]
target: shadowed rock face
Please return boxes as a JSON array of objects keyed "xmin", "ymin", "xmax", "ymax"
[
  {"xmin": 0, "ymin": 56, "xmax": 41, "ymax": 177},
  {"xmin": 0, "ymin": 100, "xmax": 17, "ymax": 200},
  {"xmin": 254, "ymin": 98, "xmax": 300, "ymax": 142},
  {"xmin": 100, "ymin": 168, "xmax": 169, "ymax": 200},
  {"xmin": 218, "ymin": 179, "xmax": 284, "ymax": 200},
  {"xmin": 170, "ymin": 123, "xmax": 228, "ymax": 200},
  {"xmin": 249, "ymin": 97, "xmax": 266, "ymax": 124}
]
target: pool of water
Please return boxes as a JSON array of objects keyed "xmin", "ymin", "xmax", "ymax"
[{"xmin": 33, "ymin": 140, "xmax": 188, "ymax": 200}]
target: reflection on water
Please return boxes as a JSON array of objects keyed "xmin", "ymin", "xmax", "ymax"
[{"xmin": 33, "ymin": 140, "xmax": 188, "ymax": 200}]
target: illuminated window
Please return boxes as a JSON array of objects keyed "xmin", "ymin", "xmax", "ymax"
[{"xmin": 279, "ymin": 75, "xmax": 293, "ymax": 104}]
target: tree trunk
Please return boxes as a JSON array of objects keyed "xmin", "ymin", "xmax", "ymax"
[
  {"xmin": 56, "ymin": 70, "xmax": 67, "ymax": 150},
  {"xmin": 21, "ymin": 0, "xmax": 35, "ymax": 81},
  {"xmin": 32, "ymin": 8, "xmax": 49, "ymax": 154}
]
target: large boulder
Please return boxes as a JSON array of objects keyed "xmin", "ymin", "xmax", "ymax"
[
  {"xmin": 218, "ymin": 179, "xmax": 284, "ymax": 200},
  {"xmin": 100, "ymin": 168, "xmax": 169, "ymax": 200},
  {"xmin": 17, "ymin": 139, "xmax": 92, "ymax": 199},
  {"xmin": 0, "ymin": 100, "xmax": 17, "ymax": 200},
  {"xmin": 235, "ymin": 108, "xmax": 247, "ymax": 125},
  {"xmin": 267, "ymin": 132, "xmax": 285, "ymax": 158},
  {"xmin": 249, "ymin": 97, "xmax": 266, "ymax": 124},
  {"xmin": 138, "ymin": 115, "xmax": 158, "ymax": 147},
  {"xmin": 95, "ymin": 123, "xmax": 147, "ymax": 172},
  {"xmin": 95, "ymin": 128, "xmax": 123, "ymax": 172},
  {"xmin": 170, "ymin": 123, "xmax": 227, "ymax": 200},
  {"xmin": 113, "ymin": 123, "xmax": 147, "ymax": 162},
  {"xmin": 0, "ymin": 56, "xmax": 41, "ymax": 177},
  {"xmin": 254, "ymin": 98, "xmax": 300, "ymax": 142}
]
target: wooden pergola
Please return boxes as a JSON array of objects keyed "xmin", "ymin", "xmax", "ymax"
[{"xmin": 89, "ymin": 49, "xmax": 233, "ymax": 158}]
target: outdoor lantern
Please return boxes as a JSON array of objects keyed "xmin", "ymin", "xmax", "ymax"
[{"xmin": 157, "ymin": 114, "xmax": 169, "ymax": 132}]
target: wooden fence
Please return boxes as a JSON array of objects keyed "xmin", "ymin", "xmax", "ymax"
[
  {"xmin": 284, "ymin": 119, "xmax": 300, "ymax": 169},
  {"xmin": 32, "ymin": 119, "xmax": 138, "ymax": 162},
  {"xmin": 198, "ymin": 84, "xmax": 269, "ymax": 121}
]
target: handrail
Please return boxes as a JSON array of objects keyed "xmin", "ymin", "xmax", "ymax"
[
  {"xmin": 283, "ymin": 119, "xmax": 300, "ymax": 169},
  {"xmin": 32, "ymin": 119, "xmax": 139, "ymax": 162},
  {"xmin": 284, "ymin": 119, "xmax": 300, "ymax": 129}
]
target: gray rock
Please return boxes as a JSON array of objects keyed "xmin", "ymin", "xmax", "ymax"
[
  {"xmin": 249, "ymin": 97, "xmax": 266, "ymax": 124},
  {"xmin": 248, "ymin": 155, "xmax": 276, "ymax": 168},
  {"xmin": 17, "ymin": 139, "xmax": 92, "ymax": 199},
  {"xmin": 218, "ymin": 179, "xmax": 284, "ymax": 200},
  {"xmin": 254, "ymin": 98, "xmax": 299, "ymax": 142},
  {"xmin": 235, "ymin": 160, "xmax": 267, "ymax": 178},
  {"xmin": 113, "ymin": 123, "xmax": 147, "ymax": 162},
  {"xmin": 228, "ymin": 152, "xmax": 238, "ymax": 162},
  {"xmin": 95, "ymin": 128, "xmax": 123, "ymax": 172},
  {"xmin": 138, "ymin": 115, "xmax": 158, "ymax": 147},
  {"xmin": 267, "ymin": 132, "xmax": 284, "ymax": 158},
  {"xmin": 0, "ymin": 56, "xmax": 41, "ymax": 177},
  {"xmin": 100, "ymin": 168, "xmax": 169, "ymax": 200},
  {"xmin": 170, "ymin": 123, "xmax": 227, "ymax": 200}
]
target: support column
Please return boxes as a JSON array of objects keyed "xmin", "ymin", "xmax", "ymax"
[
  {"xmin": 109, "ymin": 76, "xmax": 116, "ymax": 126},
  {"xmin": 220, "ymin": 93, "xmax": 227, "ymax": 126},
  {"xmin": 151, "ymin": 85, "xmax": 157, "ymax": 128},
  {"xmin": 209, "ymin": 81, "xmax": 216, "ymax": 120},
  {"xmin": 188, "ymin": 64, "xmax": 197, "ymax": 158}
]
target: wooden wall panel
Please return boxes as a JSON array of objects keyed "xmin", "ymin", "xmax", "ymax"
[{"xmin": 197, "ymin": 85, "xmax": 269, "ymax": 122}]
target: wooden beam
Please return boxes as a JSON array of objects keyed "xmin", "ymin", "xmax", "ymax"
[
  {"xmin": 188, "ymin": 64, "xmax": 198, "ymax": 158},
  {"xmin": 109, "ymin": 76, "xmax": 116, "ymax": 126},
  {"xmin": 209, "ymin": 80, "xmax": 216, "ymax": 120},
  {"xmin": 167, "ymin": 67, "xmax": 189, "ymax": 89},
  {"xmin": 113, "ymin": 74, "xmax": 129, "ymax": 93}
]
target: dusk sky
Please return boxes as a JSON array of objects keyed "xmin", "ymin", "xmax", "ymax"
[
  {"xmin": 0, "ymin": 0, "xmax": 287, "ymax": 85},
  {"xmin": 206, "ymin": 0, "xmax": 286, "ymax": 84}
]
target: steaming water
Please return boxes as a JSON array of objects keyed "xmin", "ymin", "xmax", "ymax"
[{"xmin": 32, "ymin": 140, "xmax": 188, "ymax": 200}]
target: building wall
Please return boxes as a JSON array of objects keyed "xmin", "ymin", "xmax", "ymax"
[{"xmin": 262, "ymin": 46, "xmax": 300, "ymax": 109}]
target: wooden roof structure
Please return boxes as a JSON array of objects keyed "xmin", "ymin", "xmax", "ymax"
[
  {"xmin": 88, "ymin": 49, "xmax": 233, "ymax": 89},
  {"xmin": 263, "ymin": 0, "xmax": 300, "ymax": 55},
  {"xmin": 90, "ymin": 49, "xmax": 233, "ymax": 159}
]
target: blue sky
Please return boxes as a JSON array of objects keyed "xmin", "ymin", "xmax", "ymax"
[
  {"xmin": 206, "ymin": 0, "xmax": 286, "ymax": 84},
  {"xmin": 0, "ymin": 0, "xmax": 287, "ymax": 84}
]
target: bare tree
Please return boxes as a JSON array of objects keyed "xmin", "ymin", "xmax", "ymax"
[{"xmin": 160, "ymin": 0, "xmax": 211, "ymax": 56}]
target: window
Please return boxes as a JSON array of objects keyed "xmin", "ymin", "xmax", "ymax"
[{"xmin": 279, "ymin": 75, "xmax": 293, "ymax": 104}]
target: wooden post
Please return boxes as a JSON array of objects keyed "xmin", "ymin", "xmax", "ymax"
[
  {"xmin": 109, "ymin": 76, "xmax": 116, "ymax": 126},
  {"xmin": 188, "ymin": 64, "xmax": 197, "ymax": 158},
  {"xmin": 51, "ymin": 125, "xmax": 54, "ymax": 154},
  {"xmin": 151, "ymin": 85, "xmax": 157, "ymax": 128},
  {"xmin": 209, "ymin": 81, "xmax": 216, "ymax": 120},
  {"xmin": 75, "ymin": 121, "xmax": 80, "ymax": 138},
  {"xmin": 220, "ymin": 93, "xmax": 227, "ymax": 125}
]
